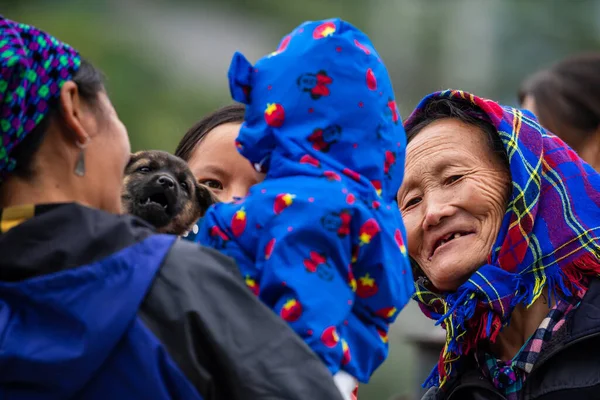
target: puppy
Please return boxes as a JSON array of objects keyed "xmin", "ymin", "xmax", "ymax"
[{"xmin": 122, "ymin": 150, "xmax": 215, "ymax": 235}]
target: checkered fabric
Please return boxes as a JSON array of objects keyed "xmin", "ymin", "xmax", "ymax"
[
  {"xmin": 405, "ymin": 90, "xmax": 600, "ymax": 388},
  {"xmin": 0, "ymin": 16, "xmax": 81, "ymax": 182},
  {"xmin": 477, "ymin": 288, "xmax": 586, "ymax": 399}
]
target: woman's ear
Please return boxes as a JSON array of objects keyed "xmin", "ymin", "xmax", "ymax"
[{"xmin": 58, "ymin": 80, "xmax": 92, "ymax": 145}]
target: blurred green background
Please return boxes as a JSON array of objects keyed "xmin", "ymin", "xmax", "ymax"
[{"xmin": 3, "ymin": 0, "xmax": 599, "ymax": 398}]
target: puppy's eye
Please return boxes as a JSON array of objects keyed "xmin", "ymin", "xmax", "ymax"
[
  {"xmin": 200, "ymin": 179, "xmax": 223, "ymax": 190},
  {"xmin": 180, "ymin": 181, "xmax": 189, "ymax": 191},
  {"xmin": 138, "ymin": 166, "xmax": 151, "ymax": 173}
]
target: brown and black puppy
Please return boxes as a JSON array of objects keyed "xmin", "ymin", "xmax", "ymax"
[{"xmin": 122, "ymin": 150, "xmax": 215, "ymax": 235}]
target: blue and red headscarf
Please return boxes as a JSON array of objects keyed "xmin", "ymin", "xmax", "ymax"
[
  {"xmin": 405, "ymin": 90, "xmax": 600, "ymax": 387},
  {"xmin": 0, "ymin": 16, "xmax": 81, "ymax": 181}
]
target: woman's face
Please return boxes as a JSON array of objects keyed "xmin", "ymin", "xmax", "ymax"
[
  {"xmin": 397, "ymin": 118, "xmax": 510, "ymax": 292},
  {"xmin": 187, "ymin": 122, "xmax": 261, "ymax": 202}
]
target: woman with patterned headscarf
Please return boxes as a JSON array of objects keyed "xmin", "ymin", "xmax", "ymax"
[
  {"xmin": 0, "ymin": 16, "xmax": 343, "ymax": 400},
  {"xmin": 398, "ymin": 90, "xmax": 600, "ymax": 399}
]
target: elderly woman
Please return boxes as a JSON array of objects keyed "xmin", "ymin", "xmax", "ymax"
[
  {"xmin": 398, "ymin": 90, "xmax": 600, "ymax": 400},
  {"xmin": 0, "ymin": 16, "xmax": 342, "ymax": 400}
]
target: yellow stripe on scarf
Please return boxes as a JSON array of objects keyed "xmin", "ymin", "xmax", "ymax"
[{"xmin": 1, "ymin": 204, "xmax": 34, "ymax": 233}]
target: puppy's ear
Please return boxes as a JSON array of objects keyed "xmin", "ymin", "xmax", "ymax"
[{"xmin": 195, "ymin": 183, "xmax": 217, "ymax": 215}]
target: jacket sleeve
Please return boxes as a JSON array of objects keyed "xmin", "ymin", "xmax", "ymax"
[{"xmin": 138, "ymin": 239, "xmax": 344, "ymax": 400}]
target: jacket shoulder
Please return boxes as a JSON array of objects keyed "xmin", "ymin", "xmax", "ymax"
[{"xmin": 139, "ymin": 240, "xmax": 344, "ymax": 400}]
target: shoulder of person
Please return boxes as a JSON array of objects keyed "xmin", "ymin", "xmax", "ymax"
[{"xmin": 139, "ymin": 239, "xmax": 344, "ymax": 400}]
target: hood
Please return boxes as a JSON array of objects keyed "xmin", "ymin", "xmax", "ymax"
[
  {"xmin": 0, "ymin": 203, "xmax": 174, "ymax": 398},
  {"xmin": 227, "ymin": 18, "xmax": 406, "ymax": 203}
]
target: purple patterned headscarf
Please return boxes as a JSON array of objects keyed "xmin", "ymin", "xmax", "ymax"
[{"xmin": 0, "ymin": 16, "xmax": 81, "ymax": 181}]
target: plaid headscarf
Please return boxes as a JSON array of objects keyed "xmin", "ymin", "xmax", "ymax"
[
  {"xmin": 0, "ymin": 16, "xmax": 81, "ymax": 181},
  {"xmin": 404, "ymin": 90, "xmax": 600, "ymax": 388}
]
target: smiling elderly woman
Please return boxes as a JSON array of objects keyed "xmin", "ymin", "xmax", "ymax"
[{"xmin": 398, "ymin": 90, "xmax": 600, "ymax": 400}]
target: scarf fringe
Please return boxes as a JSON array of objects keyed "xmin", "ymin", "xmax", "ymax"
[{"xmin": 426, "ymin": 252, "xmax": 600, "ymax": 389}]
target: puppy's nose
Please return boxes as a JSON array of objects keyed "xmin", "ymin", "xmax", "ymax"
[{"xmin": 157, "ymin": 175, "xmax": 175, "ymax": 189}]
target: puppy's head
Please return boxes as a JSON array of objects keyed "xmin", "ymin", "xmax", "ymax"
[{"xmin": 122, "ymin": 150, "xmax": 215, "ymax": 235}]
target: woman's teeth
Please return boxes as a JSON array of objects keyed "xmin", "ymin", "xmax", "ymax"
[{"xmin": 439, "ymin": 232, "xmax": 462, "ymax": 246}]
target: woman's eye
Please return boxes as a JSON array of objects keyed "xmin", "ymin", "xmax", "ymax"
[
  {"xmin": 138, "ymin": 166, "xmax": 151, "ymax": 173},
  {"xmin": 200, "ymin": 179, "xmax": 223, "ymax": 190},
  {"xmin": 404, "ymin": 197, "xmax": 421, "ymax": 209},
  {"xmin": 445, "ymin": 175, "xmax": 463, "ymax": 184}
]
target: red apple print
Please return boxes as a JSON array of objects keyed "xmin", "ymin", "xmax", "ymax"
[
  {"xmin": 277, "ymin": 35, "xmax": 291, "ymax": 53},
  {"xmin": 245, "ymin": 276, "xmax": 260, "ymax": 296},
  {"xmin": 313, "ymin": 21, "xmax": 336, "ymax": 39},
  {"xmin": 300, "ymin": 154, "xmax": 321, "ymax": 167},
  {"xmin": 265, "ymin": 238, "xmax": 276, "ymax": 260},
  {"xmin": 231, "ymin": 208, "xmax": 247, "ymax": 237},
  {"xmin": 372, "ymin": 200, "xmax": 381, "ymax": 209},
  {"xmin": 354, "ymin": 39, "xmax": 371, "ymax": 55},
  {"xmin": 341, "ymin": 339, "xmax": 351, "ymax": 365},
  {"xmin": 371, "ymin": 180, "xmax": 382, "ymax": 196},
  {"xmin": 274, "ymin": 193, "xmax": 295, "ymax": 214},
  {"xmin": 384, "ymin": 151, "xmax": 396, "ymax": 175},
  {"xmin": 346, "ymin": 193, "xmax": 356, "ymax": 205},
  {"xmin": 210, "ymin": 225, "xmax": 229, "ymax": 241},
  {"xmin": 395, "ymin": 229, "xmax": 407, "ymax": 254},
  {"xmin": 375, "ymin": 306, "xmax": 398, "ymax": 320},
  {"xmin": 280, "ymin": 298, "xmax": 303, "ymax": 322},
  {"xmin": 324, "ymin": 171, "xmax": 341, "ymax": 181},
  {"xmin": 356, "ymin": 273, "xmax": 379, "ymax": 298},
  {"xmin": 338, "ymin": 210, "xmax": 352, "ymax": 237},
  {"xmin": 377, "ymin": 327, "xmax": 388, "ymax": 343},
  {"xmin": 366, "ymin": 68, "xmax": 377, "ymax": 91},
  {"xmin": 304, "ymin": 251, "xmax": 327, "ymax": 273},
  {"xmin": 320, "ymin": 326, "xmax": 340, "ymax": 348},
  {"xmin": 342, "ymin": 168, "xmax": 361, "ymax": 182},
  {"xmin": 359, "ymin": 219, "xmax": 381, "ymax": 245},
  {"xmin": 387, "ymin": 99, "xmax": 399, "ymax": 124},
  {"xmin": 264, "ymin": 103, "xmax": 285, "ymax": 127}
]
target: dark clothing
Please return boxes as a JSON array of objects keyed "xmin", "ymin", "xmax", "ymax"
[
  {"xmin": 422, "ymin": 279, "xmax": 600, "ymax": 400},
  {"xmin": 0, "ymin": 203, "xmax": 343, "ymax": 400}
]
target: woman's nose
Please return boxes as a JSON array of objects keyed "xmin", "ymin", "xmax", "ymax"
[{"xmin": 422, "ymin": 197, "xmax": 455, "ymax": 231}]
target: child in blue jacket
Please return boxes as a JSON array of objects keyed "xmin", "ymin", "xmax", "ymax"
[{"xmin": 197, "ymin": 18, "xmax": 414, "ymax": 396}]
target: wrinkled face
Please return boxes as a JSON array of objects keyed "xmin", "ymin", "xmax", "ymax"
[
  {"xmin": 188, "ymin": 123, "xmax": 262, "ymax": 202},
  {"xmin": 397, "ymin": 118, "xmax": 511, "ymax": 292}
]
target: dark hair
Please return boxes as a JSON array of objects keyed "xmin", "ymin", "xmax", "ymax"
[
  {"xmin": 518, "ymin": 53, "xmax": 600, "ymax": 150},
  {"xmin": 9, "ymin": 58, "xmax": 105, "ymax": 180},
  {"xmin": 175, "ymin": 104, "xmax": 245, "ymax": 162},
  {"xmin": 406, "ymin": 97, "xmax": 509, "ymax": 169}
]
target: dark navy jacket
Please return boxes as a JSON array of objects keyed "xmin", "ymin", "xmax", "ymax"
[
  {"xmin": 422, "ymin": 279, "xmax": 600, "ymax": 400},
  {"xmin": 0, "ymin": 203, "xmax": 343, "ymax": 400}
]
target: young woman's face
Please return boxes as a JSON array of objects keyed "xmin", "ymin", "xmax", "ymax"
[{"xmin": 187, "ymin": 123, "xmax": 261, "ymax": 202}]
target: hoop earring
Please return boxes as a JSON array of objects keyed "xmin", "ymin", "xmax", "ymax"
[{"xmin": 74, "ymin": 137, "xmax": 90, "ymax": 177}]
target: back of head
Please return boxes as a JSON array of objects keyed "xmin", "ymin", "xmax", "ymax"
[
  {"xmin": 519, "ymin": 53, "xmax": 600, "ymax": 150},
  {"xmin": 0, "ymin": 16, "xmax": 81, "ymax": 182},
  {"xmin": 228, "ymin": 19, "xmax": 406, "ymax": 202}
]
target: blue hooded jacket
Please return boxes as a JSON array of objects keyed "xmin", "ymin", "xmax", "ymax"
[{"xmin": 197, "ymin": 19, "xmax": 414, "ymax": 382}]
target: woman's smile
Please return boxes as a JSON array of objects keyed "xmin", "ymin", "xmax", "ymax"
[{"xmin": 398, "ymin": 117, "xmax": 510, "ymax": 291}]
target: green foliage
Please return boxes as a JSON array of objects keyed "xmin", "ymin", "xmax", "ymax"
[{"xmin": 3, "ymin": 3, "xmax": 226, "ymax": 153}]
